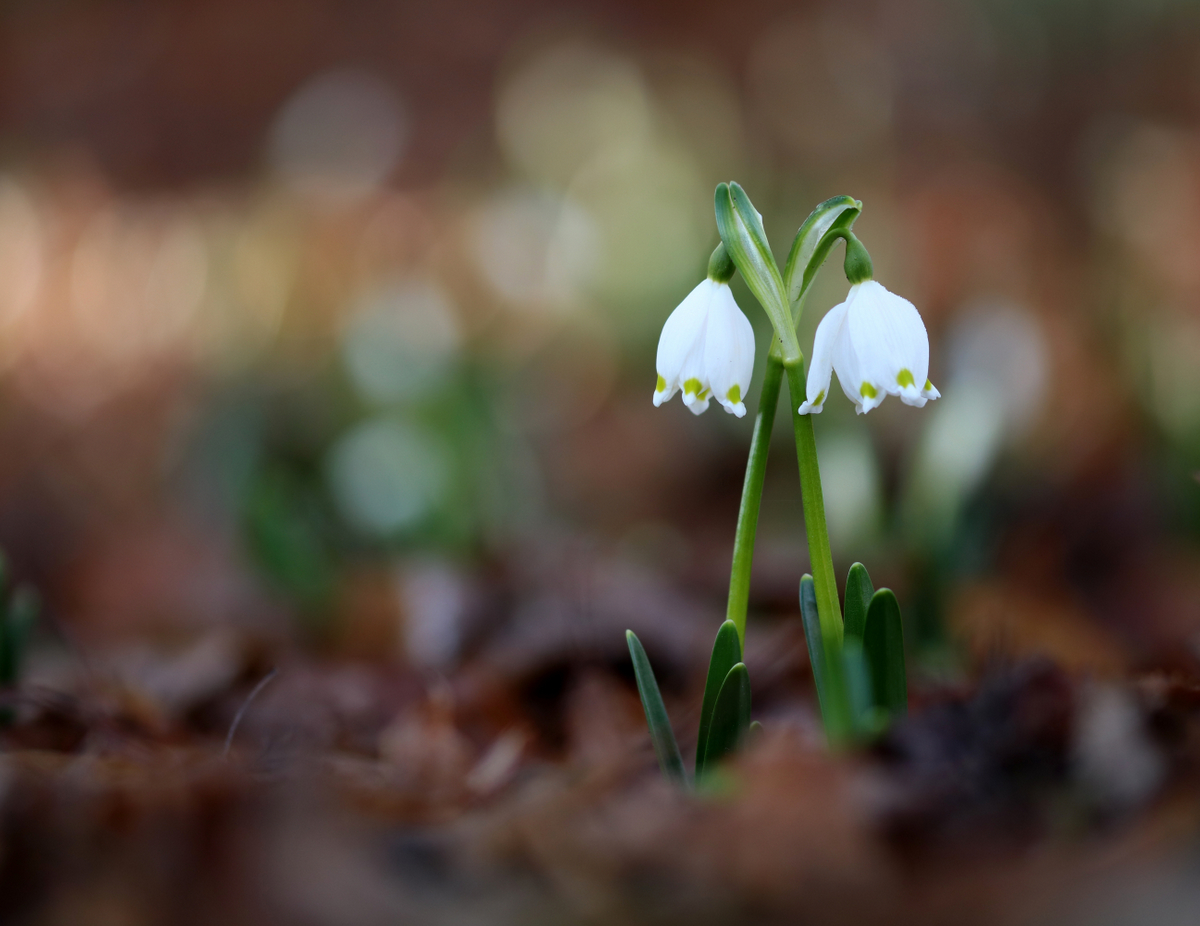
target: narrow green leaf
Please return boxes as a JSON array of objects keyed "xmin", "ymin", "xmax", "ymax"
[
  {"xmin": 0, "ymin": 587, "xmax": 37, "ymax": 687},
  {"xmin": 714, "ymin": 183, "xmax": 795, "ymax": 357},
  {"xmin": 782, "ymin": 195, "xmax": 860, "ymax": 311},
  {"xmin": 843, "ymin": 562, "xmax": 874, "ymax": 643},
  {"xmin": 863, "ymin": 589, "xmax": 907, "ymax": 718},
  {"xmin": 839, "ymin": 636, "xmax": 875, "ymax": 737},
  {"xmin": 11, "ymin": 588, "xmax": 38, "ymax": 641},
  {"xmin": 799, "ymin": 575, "xmax": 829, "ymax": 712},
  {"xmin": 626, "ymin": 630, "xmax": 687, "ymax": 787},
  {"xmin": 703, "ymin": 662, "xmax": 751, "ymax": 770},
  {"xmin": 695, "ymin": 620, "xmax": 742, "ymax": 776},
  {"xmin": 801, "ymin": 574, "xmax": 854, "ymax": 745},
  {"xmin": 0, "ymin": 581, "xmax": 37, "ymax": 726}
]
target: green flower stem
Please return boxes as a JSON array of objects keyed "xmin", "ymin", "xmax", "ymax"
[
  {"xmin": 783, "ymin": 359, "xmax": 843, "ymax": 650},
  {"xmin": 725, "ymin": 348, "xmax": 784, "ymax": 645}
]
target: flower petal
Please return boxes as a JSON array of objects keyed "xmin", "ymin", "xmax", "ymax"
[
  {"xmin": 704, "ymin": 283, "xmax": 755, "ymax": 417},
  {"xmin": 682, "ymin": 390, "xmax": 711, "ymax": 415},
  {"xmin": 798, "ymin": 296, "xmax": 850, "ymax": 415},
  {"xmin": 846, "ymin": 281, "xmax": 930, "ymax": 408},
  {"xmin": 654, "ymin": 280, "xmax": 710, "ymax": 406},
  {"xmin": 831, "ymin": 286, "xmax": 871, "ymax": 412}
]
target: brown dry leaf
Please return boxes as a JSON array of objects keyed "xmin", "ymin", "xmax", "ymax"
[
  {"xmin": 563, "ymin": 669, "xmax": 645, "ymax": 770},
  {"xmin": 97, "ymin": 630, "xmax": 250, "ymax": 719},
  {"xmin": 328, "ymin": 566, "xmax": 402, "ymax": 661},
  {"xmin": 674, "ymin": 731, "xmax": 892, "ymax": 920},
  {"xmin": 949, "ymin": 580, "xmax": 1127, "ymax": 675},
  {"xmin": 465, "ymin": 727, "xmax": 528, "ymax": 796},
  {"xmin": 377, "ymin": 684, "xmax": 472, "ymax": 807}
]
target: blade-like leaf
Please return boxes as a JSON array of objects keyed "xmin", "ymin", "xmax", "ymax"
[
  {"xmin": 782, "ymin": 196, "xmax": 861, "ymax": 311},
  {"xmin": 839, "ymin": 636, "xmax": 874, "ymax": 736},
  {"xmin": 799, "ymin": 575, "xmax": 829, "ymax": 711},
  {"xmin": 695, "ymin": 620, "xmax": 742, "ymax": 776},
  {"xmin": 0, "ymin": 588, "xmax": 37, "ymax": 687},
  {"xmin": 863, "ymin": 589, "xmax": 907, "ymax": 718},
  {"xmin": 626, "ymin": 630, "xmax": 687, "ymax": 787},
  {"xmin": 801, "ymin": 574, "xmax": 854, "ymax": 745},
  {"xmin": 0, "ymin": 581, "xmax": 37, "ymax": 726},
  {"xmin": 703, "ymin": 662, "xmax": 751, "ymax": 770},
  {"xmin": 843, "ymin": 562, "xmax": 874, "ymax": 643},
  {"xmin": 714, "ymin": 183, "xmax": 794, "ymax": 354}
]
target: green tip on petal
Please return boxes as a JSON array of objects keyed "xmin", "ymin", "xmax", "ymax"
[
  {"xmin": 684, "ymin": 377, "xmax": 702, "ymax": 395},
  {"xmin": 656, "ymin": 374, "xmax": 667, "ymax": 392},
  {"xmin": 897, "ymin": 369, "xmax": 915, "ymax": 388},
  {"xmin": 924, "ymin": 378, "xmax": 934, "ymax": 390},
  {"xmin": 726, "ymin": 384, "xmax": 741, "ymax": 404},
  {"xmin": 860, "ymin": 381, "xmax": 878, "ymax": 399},
  {"xmin": 814, "ymin": 389, "xmax": 825, "ymax": 405}
]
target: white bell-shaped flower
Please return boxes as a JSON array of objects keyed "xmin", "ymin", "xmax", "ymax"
[
  {"xmin": 653, "ymin": 279, "xmax": 755, "ymax": 417},
  {"xmin": 798, "ymin": 280, "xmax": 940, "ymax": 416}
]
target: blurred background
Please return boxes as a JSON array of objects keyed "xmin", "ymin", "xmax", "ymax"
[
  {"xmin": 2, "ymin": 0, "xmax": 1196, "ymax": 676},
  {"xmin": 3, "ymin": 0, "xmax": 1200, "ymax": 922}
]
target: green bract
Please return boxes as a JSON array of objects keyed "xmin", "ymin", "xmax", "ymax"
[
  {"xmin": 782, "ymin": 195, "xmax": 861, "ymax": 313},
  {"xmin": 714, "ymin": 183, "xmax": 799, "ymax": 362}
]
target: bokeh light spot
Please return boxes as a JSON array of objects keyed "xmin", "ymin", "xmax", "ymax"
[
  {"xmin": 342, "ymin": 278, "xmax": 461, "ymax": 404},
  {"xmin": 269, "ymin": 69, "xmax": 408, "ymax": 205},
  {"xmin": 327, "ymin": 418, "xmax": 447, "ymax": 537}
]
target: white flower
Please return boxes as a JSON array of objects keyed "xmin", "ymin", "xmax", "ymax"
[
  {"xmin": 798, "ymin": 280, "xmax": 940, "ymax": 416},
  {"xmin": 653, "ymin": 279, "xmax": 755, "ymax": 417}
]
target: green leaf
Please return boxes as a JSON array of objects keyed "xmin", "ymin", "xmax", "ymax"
[
  {"xmin": 801, "ymin": 574, "xmax": 854, "ymax": 745},
  {"xmin": 695, "ymin": 620, "xmax": 742, "ymax": 776},
  {"xmin": 863, "ymin": 589, "xmax": 907, "ymax": 718},
  {"xmin": 782, "ymin": 196, "xmax": 861, "ymax": 313},
  {"xmin": 0, "ymin": 587, "xmax": 38, "ymax": 688},
  {"xmin": 843, "ymin": 562, "xmax": 874, "ymax": 642},
  {"xmin": 839, "ymin": 636, "xmax": 876, "ymax": 737},
  {"xmin": 714, "ymin": 183, "xmax": 795, "ymax": 356},
  {"xmin": 626, "ymin": 630, "xmax": 687, "ymax": 787},
  {"xmin": 702, "ymin": 662, "xmax": 751, "ymax": 770},
  {"xmin": 799, "ymin": 575, "xmax": 830, "ymax": 713},
  {"xmin": 0, "ymin": 581, "xmax": 38, "ymax": 726}
]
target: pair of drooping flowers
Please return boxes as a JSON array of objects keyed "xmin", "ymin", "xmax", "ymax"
[
  {"xmin": 633, "ymin": 188, "xmax": 929, "ymax": 763},
  {"xmin": 653, "ymin": 252, "xmax": 940, "ymax": 417}
]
